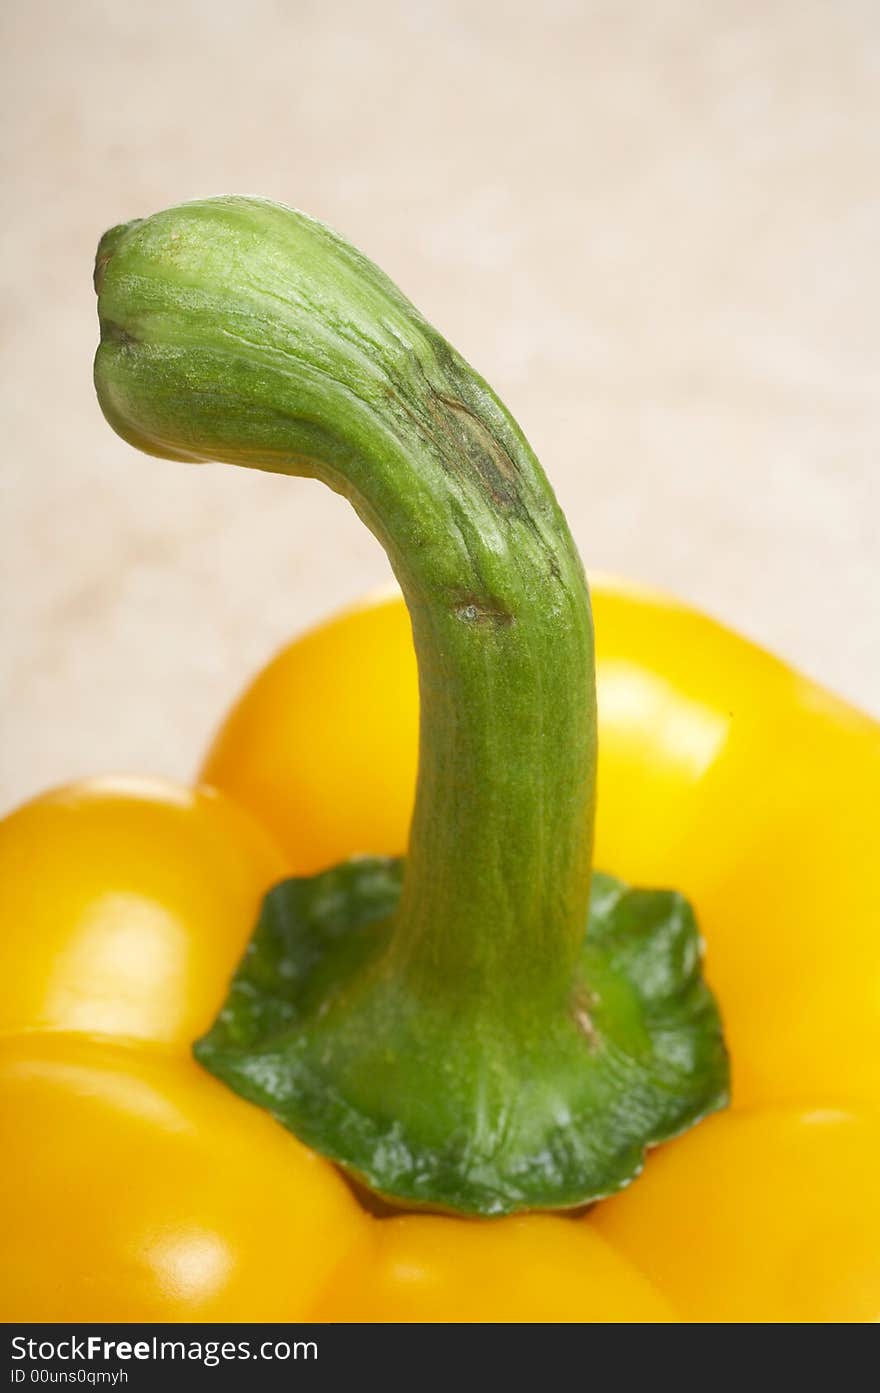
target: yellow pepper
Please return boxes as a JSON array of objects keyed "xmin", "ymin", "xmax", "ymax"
[
  {"xmin": 197, "ymin": 580, "xmax": 880, "ymax": 1321},
  {"xmin": 2, "ymin": 197, "xmax": 879, "ymax": 1322}
]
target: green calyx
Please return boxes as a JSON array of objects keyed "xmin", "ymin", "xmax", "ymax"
[
  {"xmin": 93, "ymin": 196, "xmax": 728, "ymax": 1215},
  {"xmin": 196, "ymin": 859, "xmax": 727, "ymax": 1213}
]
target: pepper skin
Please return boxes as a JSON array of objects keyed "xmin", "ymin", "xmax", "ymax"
[{"xmin": 2, "ymin": 583, "xmax": 879, "ymax": 1321}]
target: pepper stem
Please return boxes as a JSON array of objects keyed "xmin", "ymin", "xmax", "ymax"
[
  {"xmin": 382, "ymin": 420, "xmax": 595, "ymax": 1026},
  {"xmin": 94, "ymin": 197, "xmax": 728, "ymax": 1214}
]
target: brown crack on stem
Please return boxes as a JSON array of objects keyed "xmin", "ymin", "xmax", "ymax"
[
  {"xmin": 99, "ymin": 319, "xmax": 139, "ymax": 349},
  {"xmin": 454, "ymin": 595, "xmax": 515, "ymax": 628},
  {"xmin": 431, "ymin": 393, "xmax": 521, "ymax": 511}
]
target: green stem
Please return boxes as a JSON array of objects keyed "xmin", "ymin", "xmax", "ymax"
[
  {"xmin": 94, "ymin": 198, "xmax": 727, "ymax": 1214},
  {"xmin": 95, "ymin": 198, "xmax": 596, "ymax": 1021}
]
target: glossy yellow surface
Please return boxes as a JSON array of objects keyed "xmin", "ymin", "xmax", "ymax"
[
  {"xmin": 203, "ymin": 593, "xmax": 419, "ymax": 875},
  {"xmin": 590, "ymin": 584, "xmax": 880, "ymax": 1112},
  {"xmin": 1, "ymin": 1034, "xmax": 365, "ymax": 1321},
  {"xmin": 0, "ymin": 779, "xmax": 287, "ymax": 1046},
  {"xmin": 4, "ymin": 581, "xmax": 880, "ymax": 1320},
  {"xmin": 0, "ymin": 779, "xmax": 365, "ymax": 1320},
  {"xmin": 310, "ymin": 1216, "xmax": 675, "ymax": 1322},
  {"xmin": 591, "ymin": 1107, "xmax": 880, "ymax": 1322}
]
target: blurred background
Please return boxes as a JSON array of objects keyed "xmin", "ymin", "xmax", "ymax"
[{"xmin": 2, "ymin": 0, "xmax": 878, "ymax": 812}]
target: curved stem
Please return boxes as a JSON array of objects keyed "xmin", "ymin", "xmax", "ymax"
[
  {"xmin": 94, "ymin": 199, "xmax": 727, "ymax": 1215},
  {"xmin": 95, "ymin": 198, "xmax": 596, "ymax": 1022}
]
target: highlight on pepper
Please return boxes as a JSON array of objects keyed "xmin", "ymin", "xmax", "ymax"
[{"xmin": 1, "ymin": 196, "xmax": 878, "ymax": 1322}]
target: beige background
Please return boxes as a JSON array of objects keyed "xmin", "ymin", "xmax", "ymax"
[{"xmin": 2, "ymin": 0, "xmax": 878, "ymax": 814}]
